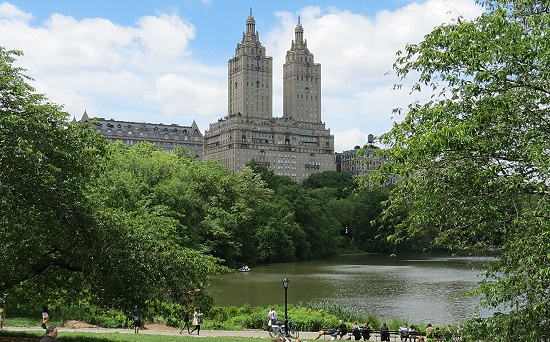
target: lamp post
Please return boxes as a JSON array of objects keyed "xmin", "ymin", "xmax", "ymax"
[{"xmin": 282, "ymin": 277, "xmax": 289, "ymax": 336}]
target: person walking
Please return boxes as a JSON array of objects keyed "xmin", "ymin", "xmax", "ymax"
[
  {"xmin": 268, "ymin": 307, "xmax": 278, "ymax": 336},
  {"xmin": 41, "ymin": 305, "xmax": 50, "ymax": 329},
  {"xmin": 189, "ymin": 308, "xmax": 203, "ymax": 335},
  {"xmin": 39, "ymin": 326, "xmax": 58, "ymax": 342},
  {"xmin": 179, "ymin": 310, "xmax": 191, "ymax": 334},
  {"xmin": 133, "ymin": 310, "xmax": 142, "ymax": 333}
]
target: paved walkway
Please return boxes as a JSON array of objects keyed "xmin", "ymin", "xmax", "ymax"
[{"xmin": 2, "ymin": 326, "xmax": 320, "ymax": 340}]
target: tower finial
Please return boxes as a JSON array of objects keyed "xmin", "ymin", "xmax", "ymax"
[
  {"xmin": 298, "ymin": 16, "xmax": 301, "ymax": 25},
  {"xmin": 246, "ymin": 7, "xmax": 256, "ymax": 34}
]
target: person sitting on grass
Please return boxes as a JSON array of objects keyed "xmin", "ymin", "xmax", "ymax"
[
  {"xmin": 315, "ymin": 328, "xmax": 337, "ymax": 339},
  {"xmin": 272, "ymin": 338, "xmax": 302, "ymax": 342}
]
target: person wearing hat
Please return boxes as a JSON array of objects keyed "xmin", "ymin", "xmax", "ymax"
[{"xmin": 39, "ymin": 326, "xmax": 58, "ymax": 342}]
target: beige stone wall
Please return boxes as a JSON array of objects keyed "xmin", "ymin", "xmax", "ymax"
[{"xmin": 204, "ymin": 12, "xmax": 335, "ymax": 182}]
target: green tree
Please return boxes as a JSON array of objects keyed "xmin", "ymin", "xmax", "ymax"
[
  {"xmin": 245, "ymin": 160, "xmax": 294, "ymax": 190},
  {"xmin": 367, "ymin": 1, "xmax": 550, "ymax": 340},
  {"xmin": 302, "ymin": 171, "xmax": 357, "ymax": 198},
  {"xmin": 278, "ymin": 184, "xmax": 343, "ymax": 260},
  {"xmin": 0, "ymin": 48, "xmax": 225, "ymax": 313},
  {"xmin": 97, "ymin": 143, "xmax": 283, "ymax": 268},
  {"xmin": 329, "ymin": 187, "xmax": 398, "ymax": 252},
  {"xmin": 0, "ymin": 47, "xmax": 108, "ymax": 294}
]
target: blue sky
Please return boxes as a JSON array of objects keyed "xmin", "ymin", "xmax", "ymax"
[{"xmin": 0, "ymin": 0, "xmax": 483, "ymax": 152}]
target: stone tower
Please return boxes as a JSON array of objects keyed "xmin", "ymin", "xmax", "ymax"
[
  {"xmin": 283, "ymin": 17, "xmax": 321, "ymax": 123},
  {"xmin": 228, "ymin": 8, "xmax": 273, "ymax": 119},
  {"xmin": 203, "ymin": 10, "xmax": 335, "ymax": 182}
]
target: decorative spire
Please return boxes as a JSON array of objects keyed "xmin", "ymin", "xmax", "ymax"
[
  {"xmin": 191, "ymin": 120, "xmax": 201, "ymax": 134},
  {"xmin": 246, "ymin": 7, "xmax": 255, "ymax": 35},
  {"xmin": 294, "ymin": 17, "xmax": 304, "ymax": 44},
  {"xmin": 81, "ymin": 109, "xmax": 90, "ymax": 122}
]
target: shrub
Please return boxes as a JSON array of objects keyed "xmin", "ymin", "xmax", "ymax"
[{"xmin": 90, "ymin": 311, "xmax": 127, "ymax": 328}]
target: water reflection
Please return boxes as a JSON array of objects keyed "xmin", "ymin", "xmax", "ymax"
[{"xmin": 208, "ymin": 253, "xmax": 496, "ymax": 325}]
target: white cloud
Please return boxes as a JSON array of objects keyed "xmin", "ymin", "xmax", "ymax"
[
  {"xmin": 335, "ymin": 128, "xmax": 372, "ymax": 151},
  {"xmin": 0, "ymin": 2, "xmax": 32, "ymax": 22},
  {"xmin": 148, "ymin": 72, "xmax": 226, "ymax": 116},
  {"xmin": 265, "ymin": 0, "xmax": 483, "ymax": 151},
  {"xmin": 0, "ymin": 5, "xmax": 205, "ymax": 124},
  {"xmin": 0, "ymin": 0, "xmax": 483, "ymax": 152}
]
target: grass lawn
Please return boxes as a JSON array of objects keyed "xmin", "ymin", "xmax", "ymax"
[
  {"xmin": 0, "ymin": 316, "xmax": 268, "ymax": 342},
  {"xmin": 0, "ymin": 330, "xmax": 258, "ymax": 342}
]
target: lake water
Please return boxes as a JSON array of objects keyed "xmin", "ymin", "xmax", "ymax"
[{"xmin": 208, "ymin": 253, "xmax": 496, "ymax": 325}]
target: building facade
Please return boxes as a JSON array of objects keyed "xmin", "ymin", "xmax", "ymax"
[
  {"xmin": 336, "ymin": 145, "xmax": 382, "ymax": 177},
  {"xmin": 335, "ymin": 136, "xmax": 397, "ymax": 184},
  {"xmin": 78, "ymin": 110, "xmax": 203, "ymax": 158},
  {"xmin": 203, "ymin": 10, "xmax": 335, "ymax": 182}
]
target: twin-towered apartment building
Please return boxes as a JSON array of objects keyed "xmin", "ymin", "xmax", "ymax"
[{"xmin": 83, "ymin": 10, "xmax": 378, "ymax": 182}]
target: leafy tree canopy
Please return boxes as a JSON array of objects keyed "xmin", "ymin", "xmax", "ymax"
[
  {"xmin": 302, "ymin": 171, "xmax": 357, "ymax": 198},
  {"xmin": 0, "ymin": 48, "xmax": 226, "ymax": 312},
  {"xmin": 0, "ymin": 47, "xmax": 108, "ymax": 294},
  {"xmin": 365, "ymin": 1, "xmax": 550, "ymax": 340}
]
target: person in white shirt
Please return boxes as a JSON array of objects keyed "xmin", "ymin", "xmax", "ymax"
[
  {"xmin": 399, "ymin": 323, "xmax": 409, "ymax": 342},
  {"xmin": 268, "ymin": 308, "xmax": 278, "ymax": 336}
]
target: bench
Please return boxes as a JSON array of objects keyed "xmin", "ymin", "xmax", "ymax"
[
  {"xmin": 320, "ymin": 328, "xmax": 426, "ymax": 341},
  {"xmin": 370, "ymin": 330, "xmax": 426, "ymax": 342}
]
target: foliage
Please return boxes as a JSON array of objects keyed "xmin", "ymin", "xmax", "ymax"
[
  {"xmin": 204, "ymin": 304, "xmax": 346, "ymax": 332},
  {"xmin": 0, "ymin": 46, "xmax": 106, "ymax": 298},
  {"xmin": 245, "ymin": 160, "xmax": 294, "ymax": 191},
  {"xmin": 2, "ymin": 302, "xmax": 453, "ymax": 334},
  {"xmin": 328, "ymin": 186, "xmax": 401, "ymax": 252},
  {"xmin": 246, "ymin": 161, "xmax": 401, "ymax": 259},
  {"xmin": 302, "ymin": 171, "xmax": 357, "ymax": 198},
  {"xmin": 0, "ymin": 45, "xmax": 400, "ymax": 318},
  {"xmin": 299, "ymin": 300, "xmax": 366, "ymax": 325},
  {"xmin": 0, "ymin": 47, "xmax": 226, "ymax": 314},
  {"xmin": 89, "ymin": 311, "xmax": 128, "ymax": 329},
  {"xmin": 277, "ymin": 184, "xmax": 343, "ymax": 260},
  {"xmin": 363, "ymin": 0, "xmax": 550, "ymax": 340}
]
